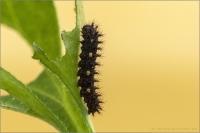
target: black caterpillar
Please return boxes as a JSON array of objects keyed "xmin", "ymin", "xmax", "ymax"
[{"xmin": 77, "ymin": 22, "xmax": 103, "ymax": 115}]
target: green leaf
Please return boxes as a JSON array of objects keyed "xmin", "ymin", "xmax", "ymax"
[
  {"xmin": 32, "ymin": 0, "xmax": 87, "ymax": 109},
  {"xmin": 31, "ymin": 0, "xmax": 94, "ymax": 131},
  {"xmin": 1, "ymin": 1, "xmax": 61, "ymax": 60},
  {"xmin": 0, "ymin": 67, "xmax": 69, "ymax": 132},
  {"xmin": 28, "ymin": 69, "xmax": 94, "ymax": 132},
  {"xmin": 0, "ymin": 95, "xmax": 30, "ymax": 113},
  {"xmin": 61, "ymin": 0, "xmax": 86, "ymax": 70},
  {"xmin": 1, "ymin": 0, "xmax": 94, "ymax": 132},
  {"xmin": 0, "ymin": 95, "xmax": 44, "ymax": 120}
]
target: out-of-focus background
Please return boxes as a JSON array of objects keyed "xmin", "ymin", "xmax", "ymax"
[{"xmin": 1, "ymin": 1, "xmax": 199, "ymax": 132}]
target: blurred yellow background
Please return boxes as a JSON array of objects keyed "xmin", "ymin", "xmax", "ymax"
[{"xmin": 1, "ymin": 1, "xmax": 199, "ymax": 132}]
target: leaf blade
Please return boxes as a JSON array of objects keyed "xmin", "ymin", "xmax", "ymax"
[
  {"xmin": 1, "ymin": 0, "xmax": 95, "ymax": 132},
  {"xmin": 0, "ymin": 95, "xmax": 30, "ymax": 113},
  {"xmin": 31, "ymin": 1, "xmax": 94, "ymax": 130},
  {"xmin": 1, "ymin": 1, "xmax": 61, "ymax": 60},
  {"xmin": 0, "ymin": 67, "xmax": 69, "ymax": 132},
  {"xmin": 0, "ymin": 95, "xmax": 44, "ymax": 120},
  {"xmin": 32, "ymin": 44, "xmax": 94, "ymax": 132}
]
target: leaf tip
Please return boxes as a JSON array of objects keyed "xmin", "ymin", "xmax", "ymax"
[{"xmin": 32, "ymin": 43, "xmax": 44, "ymax": 59}]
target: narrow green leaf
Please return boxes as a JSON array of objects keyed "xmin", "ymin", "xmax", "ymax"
[
  {"xmin": 0, "ymin": 95, "xmax": 44, "ymax": 120},
  {"xmin": 75, "ymin": 0, "xmax": 86, "ymax": 28},
  {"xmin": 0, "ymin": 67, "xmax": 69, "ymax": 132},
  {"xmin": 0, "ymin": 95, "xmax": 30, "ymax": 113},
  {"xmin": 61, "ymin": 28, "xmax": 80, "ymax": 75},
  {"xmin": 32, "ymin": 43, "xmax": 94, "ymax": 132},
  {"xmin": 61, "ymin": 0, "xmax": 86, "ymax": 69},
  {"xmin": 1, "ymin": 1, "xmax": 61, "ymax": 60},
  {"xmin": 28, "ymin": 69, "xmax": 93, "ymax": 132}
]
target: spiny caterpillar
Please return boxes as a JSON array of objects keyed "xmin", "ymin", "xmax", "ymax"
[{"xmin": 77, "ymin": 22, "xmax": 104, "ymax": 115}]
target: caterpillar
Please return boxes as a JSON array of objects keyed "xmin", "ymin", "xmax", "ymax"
[{"xmin": 77, "ymin": 22, "xmax": 104, "ymax": 115}]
